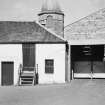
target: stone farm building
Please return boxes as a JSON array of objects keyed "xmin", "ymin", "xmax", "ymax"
[{"xmin": 1, "ymin": 0, "xmax": 105, "ymax": 86}]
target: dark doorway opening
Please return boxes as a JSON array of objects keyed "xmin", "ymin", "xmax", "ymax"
[
  {"xmin": 71, "ymin": 45, "xmax": 105, "ymax": 78},
  {"xmin": 71, "ymin": 45, "xmax": 104, "ymax": 61},
  {"xmin": 1, "ymin": 62, "xmax": 14, "ymax": 86}
]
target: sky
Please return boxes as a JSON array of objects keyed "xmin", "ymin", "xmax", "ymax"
[{"xmin": 0, "ymin": 0, "xmax": 105, "ymax": 26}]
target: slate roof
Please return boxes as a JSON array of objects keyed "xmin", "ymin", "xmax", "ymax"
[
  {"xmin": 0, "ymin": 21, "xmax": 66, "ymax": 43},
  {"xmin": 64, "ymin": 8, "xmax": 105, "ymax": 45}
]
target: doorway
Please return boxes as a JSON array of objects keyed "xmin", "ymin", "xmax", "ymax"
[
  {"xmin": 1, "ymin": 62, "xmax": 14, "ymax": 85},
  {"xmin": 71, "ymin": 45, "xmax": 105, "ymax": 78}
]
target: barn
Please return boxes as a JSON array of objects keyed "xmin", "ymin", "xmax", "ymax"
[{"xmin": 65, "ymin": 8, "xmax": 105, "ymax": 79}]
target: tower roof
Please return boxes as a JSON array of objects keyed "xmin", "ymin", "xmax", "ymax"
[{"xmin": 38, "ymin": 0, "xmax": 64, "ymax": 15}]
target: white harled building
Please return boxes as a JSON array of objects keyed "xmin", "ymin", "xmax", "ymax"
[{"xmin": 0, "ymin": 0, "xmax": 68, "ymax": 86}]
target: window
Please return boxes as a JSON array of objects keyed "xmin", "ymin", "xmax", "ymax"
[
  {"xmin": 46, "ymin": 15, "xmax": 53, "ymax": 28},
  {"xmin": 40, "ymin": 19, "xmax": 46, "ymax": 26},
  {"xmin": 45, "ymin": 59, "xmax": 54, "ymax": 74}
]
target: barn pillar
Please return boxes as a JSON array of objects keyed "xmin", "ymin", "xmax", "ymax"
[
  {"xmin": 65, "ymin": 44, "xmax": 71, "ymax": 82},
  {"xmin": 68, "ymin": 45, "xmax": 72, "ymax": 82}
]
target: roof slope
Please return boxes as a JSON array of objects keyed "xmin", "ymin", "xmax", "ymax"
[
  {"xmin": 0, "ymin": 21, "xmax": 65, "ymax": 43},
  {"xmin": 64, "ymin": 8, "xmax": 105, "ymax": 44}
]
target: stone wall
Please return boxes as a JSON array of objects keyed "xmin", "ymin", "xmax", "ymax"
[{"xmin": 64, "ymin": 8, "xmax": 105, "ymax": 41}]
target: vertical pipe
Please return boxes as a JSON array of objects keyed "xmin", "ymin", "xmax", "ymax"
[
  {"xmin": 91, "ymin": 61, "xmax": 93, "ymax": 73},
  {"xmin": 65, "ymin": 44, "xmax": 68, "ymax": 82},
  {"xmin": 67, "ymin": 45, "xmax": 71, "ymax": 82}
]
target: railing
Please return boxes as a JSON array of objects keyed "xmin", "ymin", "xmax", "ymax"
[
  {"xmin": 33, "ymin": 67, "xmax": 36, "ymax": 85},
  {"xmin": 18, "ymin": 64, "xmax": 38, "ymax": 85},
  {"xmin": 36, "ymin": 64, "xmax": 39, "ymax": 84},
  {"xmin": 18, "ymin": 64, "xmax": 23, "ymax": 85}
]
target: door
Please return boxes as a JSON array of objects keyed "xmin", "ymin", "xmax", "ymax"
[
  {"xmin": 2, "ymin": 62, "xmax": 14, "ymax": 86},
  {"xmin": 22, "ymin": 44, "xmax": 35, "ymax": 71}
]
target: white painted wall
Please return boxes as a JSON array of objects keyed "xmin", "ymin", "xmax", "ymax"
[
  {"xmin": 0, "ymin": 44, "xmax": 22, "ymax": 85},
  {"xmin": 36, "ymin": 44, "xmax": 65, "ymax": 84}
]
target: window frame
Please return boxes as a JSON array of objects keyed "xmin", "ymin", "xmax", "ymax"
[{"xmin": 45, "ymin": 59, "xmax": 54, "ymax": 74}]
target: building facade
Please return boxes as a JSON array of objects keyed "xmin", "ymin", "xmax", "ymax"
[
  {"xmin": 0, "ymin": 0, "xmax": 69, "ymax": 86},
  {"xmin": 0, "ymin": 21, "xmax": 67, "ymax": 86}
]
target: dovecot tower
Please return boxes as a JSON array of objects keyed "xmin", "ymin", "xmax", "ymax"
[{"xmin": 38, "ymin": 0, "xmax": 64, "ymax": 37}]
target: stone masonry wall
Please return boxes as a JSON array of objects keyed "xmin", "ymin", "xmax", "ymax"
[{"xmin": 64, "ymin": 8, "xmax": 105, "ymax": 41}]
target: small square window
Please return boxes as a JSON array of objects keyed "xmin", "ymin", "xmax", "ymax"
[{"xmin": 45, "ymin": 59, "xmax": 54, "ymax": 74}]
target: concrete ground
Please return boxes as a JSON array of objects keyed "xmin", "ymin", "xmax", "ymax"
[{"xmin": 0, "ymin": 79, "xmax": 105, "ymax": 105}]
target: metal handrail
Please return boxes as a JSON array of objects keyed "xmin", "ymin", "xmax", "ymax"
[
  {"xmin": 18, "ymin": 64, "xmax": 23, "ymax": 85},
  {"xmin": 33, "ymin": 67, "xmax": 36, "ymax": 85},
  {"xmin": 18, "ymin": 64, "xmax": 37, "ymax": 85}
]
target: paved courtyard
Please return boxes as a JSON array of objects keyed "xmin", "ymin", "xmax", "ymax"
[{"xmin": 0, "ymin": 79, "xmax": 105, "ymax": 105}]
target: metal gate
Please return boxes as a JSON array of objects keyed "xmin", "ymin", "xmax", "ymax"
[{"xmin": 73, "ymin": 61, "xmax": 105, "ymax": 78}]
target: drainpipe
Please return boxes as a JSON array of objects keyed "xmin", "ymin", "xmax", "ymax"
[{"xmin": 67, "ymin": 44, "xmax": 71, "ymax": 82}]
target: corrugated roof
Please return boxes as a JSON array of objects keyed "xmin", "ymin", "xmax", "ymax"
[
  {"xmin": 0, "ymin": 21, "xmax": 66, "ymax": 43},
  {"xmin": 64, "ymin": 8, "xmax": 105, "ymax": 44}
]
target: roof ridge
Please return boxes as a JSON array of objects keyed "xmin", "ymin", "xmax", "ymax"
[
  {"xmin": 0, "ymin": 21, "xmax": 35, "ymax": 23},
  {"xmin": 64, "ymin": 8, "xmax": 105, "ymax": 29},
  {"xmin": 36, "ymin": 21, "xmax": 67, "ymax": 42}
]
